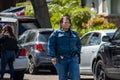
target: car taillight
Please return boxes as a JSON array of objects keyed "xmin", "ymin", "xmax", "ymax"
[
  {"xmin": 20, "ymin": 48, "xmax": 27, "ymax": 56},
  {"xmin": 35, "ymin": 44, "xmax": 44, "ymax": 51}
]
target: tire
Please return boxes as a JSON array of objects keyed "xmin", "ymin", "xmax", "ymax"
[
  {"xmin": 14, "ymin": 71, "xmax": 24, "ymax": 80},
  {"xmin": 28, "ymin": 58, "xmax": 38, "ymax": 74},
  {"xmin": 95, "ymin": 60, "xmax": 111, "ymax": 80},
  {"xmin": 50, "ymin": 67, "xmax": 57, "ymax": 74}
]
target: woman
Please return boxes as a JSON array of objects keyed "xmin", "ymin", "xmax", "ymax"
[
  {"xmin": 48, "ymin": 15, "xmax": 81, "ymax": 80},
  {"xmin": 0, "ymin": 25, "xmax": 18, "ymax": 80}
]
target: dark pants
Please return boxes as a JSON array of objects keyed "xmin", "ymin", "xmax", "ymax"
[{"xmin": 0, "ymin": 50, "xmax": 15, "ymax": 79}]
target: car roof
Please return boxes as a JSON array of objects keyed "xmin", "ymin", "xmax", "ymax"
[
  {"xmin": 81, "ymin": 29, "xmax": 116, "ymax": 37},
  {"xmin": 0, "ymin": 13, "xmax": 36, "ymax": 20},
  {"xmin": 26, "ymin": 28, "xmax": 54, "ymax": 32},
  {"xmin": 85, "ymin": 29, "xmax": 116, "ymax": 34},
  {"xmin": 0, "ymin": 16, "xmax": 17, "ymax": 22},
  {"xmin": 0, "ymin": 6, "xmax": 25, "ymax": 13}
]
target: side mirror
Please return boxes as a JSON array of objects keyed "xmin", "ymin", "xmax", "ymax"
[{"xmin": 102, "ymin": 36, "xmax": 111, "ymax": 42}]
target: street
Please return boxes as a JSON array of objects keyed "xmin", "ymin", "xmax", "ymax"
[{"xmin": 4, "ymin": 70, "xmax": 94, "ymax": 80}]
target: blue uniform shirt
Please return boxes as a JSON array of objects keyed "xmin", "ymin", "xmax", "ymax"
[{"xmin": 48, "ymin": 28, "xmax": 81, "ymax": 58}]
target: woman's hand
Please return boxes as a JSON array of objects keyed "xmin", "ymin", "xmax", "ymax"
[{"xmin": 51, "ymin": 57, "xmax": 57, "ymax": 62}]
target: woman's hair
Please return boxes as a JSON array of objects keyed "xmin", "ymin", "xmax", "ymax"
[
  {"xmin": 2, "ymin": 24, "xmax": 16, "ymax": 39},
  {"xmin": 60, "ymin": 14, "xmax": 71, "ymax": 24}
]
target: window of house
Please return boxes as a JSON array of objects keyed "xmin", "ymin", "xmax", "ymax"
[
  {"xmin": 111, "ymin": 0, "xmax": 120, "ymax": 14},
  {"xmin": 102, "ymin": 0, "xmax": 107, "ymax": 13}
]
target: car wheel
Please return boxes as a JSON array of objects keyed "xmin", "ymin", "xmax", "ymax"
[
  {"xmin": 28, "ymin": 58, "xmax": 38, "ymax": 74},
  {"xmin": 95, "ymin": 60, "xmax": 111, "ymax": 80},
  {"xmin": 14, "ymin": 70, "xmax": 25, "ymax": 80},
  {"xmin": 50, "ymin": 67, "xmax": 57, "ymax": 74}
]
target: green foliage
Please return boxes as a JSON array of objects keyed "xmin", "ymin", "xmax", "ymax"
[
  {"xmin": 16, "ymin": 0, "xmax": 116, "ymax": 36},
  {"xmin": 49, "ymin": 0, "xmax": 79, "ymax": 6},
  {"xmin": 78, "ymin": 17, "xmax": 116, "ymax": 36},
  {"xmin": 48, "ymin": 0, "xmax": 92, "ymax": 31},
  {"xmin": 16, "ymin": 1, "xmax": 34, "ymax": 16},
  {"xmin": 71, "ymin": 7, "xmax": 91, "ymax": 29},
  {"xmin": 48, "ymin": 0, "xmax": 115, "ymax": 36}
]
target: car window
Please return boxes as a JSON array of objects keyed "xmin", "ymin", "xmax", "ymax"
[
  {"xmin": 81, "ymin": 33, "xmax": 92, "ymax": 46},
  {"xmin": 113, "ymin": 28, "xmax": 120, "ymax": 40},
  {"xmin": 26, "ymin": 31, "xmax": 36, "ymax": 42},
  {"xmin": 18, "ymin": 31, "xmax": 29, "ymax": 44},
  {"xmin": 88, "ymin": 33, "xmax": 101, "ymax": 45},
  {"xmin": 38, "ymin": 31, "xmax": 52, "ymax": 42}
]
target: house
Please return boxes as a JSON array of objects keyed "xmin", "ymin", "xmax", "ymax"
[{"xmin": 81, "ymin": 0, "xmax": 120, "ymax": 27}]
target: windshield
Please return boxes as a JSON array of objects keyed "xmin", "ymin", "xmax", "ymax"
[
  {"xmin": 112, "ymin": 28, "xmax": 120, "ymax": 40},
  {"xmin": 38, "ymin": 32, "xmax": 52, "ymax": 42},
  {"xmin": 106, "ymin": 33, "xmax": 115, "ymax": 38}
]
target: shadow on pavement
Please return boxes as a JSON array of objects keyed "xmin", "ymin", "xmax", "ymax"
[{"xmin": 25, "ymin": 69, "xmax": 57, "ymax": 75}]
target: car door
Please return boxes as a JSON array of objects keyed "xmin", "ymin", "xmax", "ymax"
[{"xmin": 80, "ymin": 32, "xmax": 101, "ymax": 74}]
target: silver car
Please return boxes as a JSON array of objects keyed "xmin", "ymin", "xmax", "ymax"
[
  {"xmin": 80, "ymin": 29, "xmax": 116, "ymax": 75},
  {"xmin": 18, "ymin": 28, "xmax": 55, "ymax": 74}
]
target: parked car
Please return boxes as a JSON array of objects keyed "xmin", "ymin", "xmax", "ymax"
[
  {"xmin": 0, "ymin": 16, "xmax": 28, "ymax": 80},
  {"xmin": 80, "ymin": 29, "xmax": 116, "ymax": 75},
  {"xmin": 0, "ymin": 13, "xmax": 40, "ymax": 36},
  {"xmin": 0, "ymin": 43, "xmax": 28, "ymax": 80},
  {"xmin": 0, "ymin": 16, "xmax": 19, "ymax": 38},
  {"xmin": 0, "ymin": 6, "xmax": 25, "ymax": 13},
  {"xmin": 18, "ymin": 28, "xmax": 56, "ymax": 74},
  {"xmin": 93, "ymin": 27, "xmax": 120, "ymax": 80}
]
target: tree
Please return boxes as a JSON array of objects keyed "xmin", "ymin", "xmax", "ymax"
[
  {"xmin": 0, "ymin": 0, "xmax": 51, "ymax": 28},
  {"xmin": 30, "ymin": 0, "xmax": 51, "ymax": 28},
  {"xmin": 0, "ymin": 0, "xmax": 16, "ymax": 11},
  {"xmin": 0, "ymin": 0, "xmax": 27, "ymax": 11}
]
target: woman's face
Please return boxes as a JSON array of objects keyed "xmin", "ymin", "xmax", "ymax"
[{"xmin": 61, "ymin": 17, "xmax": 71, "ymax": 31}]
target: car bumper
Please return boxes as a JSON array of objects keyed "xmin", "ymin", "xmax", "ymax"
[
  {"xmin": 14, "ymin": 57, "xmax": 28, "ymax": 69},
  {"xmin": 106, "ymin": 68, "xmax": 120, "ymax": 79},
  {"xmin": 0, "ymin": 57, "xmax": 28, "ymax": 71},
  {"xmin": 34, "ymin": 55, "xmax": 52, "ymax": 66}
]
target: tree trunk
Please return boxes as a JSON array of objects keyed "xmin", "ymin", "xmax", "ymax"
[{"xmin": 30, "ymin": 0, "xmax": 51, "ymax": 28}]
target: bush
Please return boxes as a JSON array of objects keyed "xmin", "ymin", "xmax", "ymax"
[
  {"xmin": 71, "ymin": 7, "xmax": 91, "ymax": 29},
  {"xmin": 79, "ymin": 17, "xmax": 116, "ymax": 36},
  {"xmin": 16, "ymin": 0, "xmax": 116, "ymax": 36}
]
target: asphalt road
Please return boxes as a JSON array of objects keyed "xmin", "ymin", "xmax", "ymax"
[{"xmin": 4, "ymin": 71, "xmax": 94, "ymax": 80}]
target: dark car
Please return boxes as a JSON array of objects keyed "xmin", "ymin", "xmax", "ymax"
[
  {"xmin": 93, "ymin": 27, "xmax": 120, "ymax": 80},
  {"xmin": 18, "ymin": 28, "xmax": 55, "ymax": 74}
]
